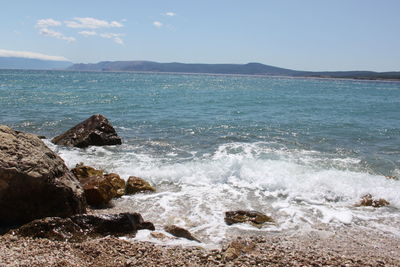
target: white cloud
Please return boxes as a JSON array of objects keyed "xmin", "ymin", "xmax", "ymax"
[
  {"xmin": 39, "ymin": 28, "xmax": 76, "ymax": 42},
  {"xmin": 100, "ymin": 33, "xmax": 124, "ymax": 45},
  {"xmin": 35, "ymin": 17, "xmax": 125, "ymax": 44},
  {"xmin": 65, "ymin": 17, "xmax": 123, "ymax": 29},
  {"xmin": 153, "ymin": 21, "xmax": 163, "ymax": 28},
  {"xmin": 35, "ymin": 18, "xmax": 74, "ymax": 43},
  {"xmin": 35, "ymin": 18, "xmax": 62, "ymax": 28},
  {"xmin": 0, "ymin": 49, "xmax": 68, "ymax": 61},
  {"xmin": 165, "ymin": 12, "xmax": 176, "ymax": 17},
  {"xmin": 113, "ymin": 37, "xmax": 124, "ymax": 45},
  {"xmin": 78, "ymin": 30, "xmax": 97, "ymax": 37}
]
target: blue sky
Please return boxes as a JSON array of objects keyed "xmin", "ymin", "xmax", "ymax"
[{"xmin": 1, "ymin": 0, "xmax": 399, "ymax": 71}]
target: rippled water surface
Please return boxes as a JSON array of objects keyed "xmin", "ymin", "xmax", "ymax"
[{"xmin": 1, "ymin": 70, "xmax": 400, "ymax": 245}]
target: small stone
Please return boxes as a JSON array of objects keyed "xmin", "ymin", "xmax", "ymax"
[
  {"xmin": 9, "ymin": 235, "xmax": 18, "ymax": 241},
  {"xmin": 164, "ymin": 225, "xmax": 200, "ymax": 242},
  {"xmin": 224, "ymin": 247, "xmax": 239, "ymax": 261}
]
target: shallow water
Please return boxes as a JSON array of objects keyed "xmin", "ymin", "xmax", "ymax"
[{"xmin": 1, "ymin": 70, "xmax": 400, "ymax": 245}]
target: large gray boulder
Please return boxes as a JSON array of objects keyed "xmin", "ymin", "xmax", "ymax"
[
  {"xmin": 0, "ymin": 125, "xmax": 86, "ymax": 226},
  {"xmin": 51, "ymin": 114, "xmax": 122, "ymax": 148}
]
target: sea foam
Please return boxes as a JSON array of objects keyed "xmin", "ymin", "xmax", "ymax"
[{"xmin": 46, "ymin": 140, "xmax": 400, "ymax": 245}]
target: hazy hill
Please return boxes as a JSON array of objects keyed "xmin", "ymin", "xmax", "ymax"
[
  {"xmin": 2, "ymin": 58, "xmax": 398, "ymax": 80},
  {"xmin": 0, "ymin": 57, "xmax": 72, "ymax": 70},
  {"xmin": 296, "ymin": 70, "xmax": 400, "ymax": 80},
  {"xmin": 68, "ymin": 60, "xmax": 400, "ymax": 80},
  {"xmin": 68, "ymin": 61, "xmax": 300, "ymax": 75}
]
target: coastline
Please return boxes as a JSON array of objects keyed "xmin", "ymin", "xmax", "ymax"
[{"xmin": 1, "ymin": 224, "xmax": 399, "ymax": 266}]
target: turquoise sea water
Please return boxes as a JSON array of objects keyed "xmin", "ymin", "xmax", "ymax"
[{"xmin": 1, "ymin": 69, "xmax": 400, "ymax": 244}]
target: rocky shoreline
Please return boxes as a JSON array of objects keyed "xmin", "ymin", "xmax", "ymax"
[
  {"xmin": 1, "ymin": 226, "xmax": 399, "ymax": 266},
  {"xmin": 1, "ymin": 115, "xmax": 399, "ymax": 266}
]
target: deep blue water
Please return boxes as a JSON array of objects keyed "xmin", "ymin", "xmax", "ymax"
[{"xmin": 1, "ymin": 70, "xmax": 399, "ymax": 176}]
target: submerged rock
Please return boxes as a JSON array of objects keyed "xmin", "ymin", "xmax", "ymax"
[
  {"xmin": 0, "ymin": 125, "xmax": 86, "ymax": 227},
  {"xmin": 125, "ymin": 176, "xmax": 156, "ymax": 194},
  {"xmin": 13, "ymin": 213, "xmax": 154, "ymax": 242},
  {"xmin": 356, "ymin": 194, "xmax": 390, "ymax": 208},
  {"xmin": 224, "ymin": 210, "xmax": 274, "ymax": 228},
  {"xmin": 51, "ymin": 114, "xmax": 122, "ymax": 148},
  {"xmin": 71, "ymin": 164, "xmax": 126, "ymax": 206},
  {"xmin": 164, "ymin": 225, "xmax": 200, "ymax": 242}
]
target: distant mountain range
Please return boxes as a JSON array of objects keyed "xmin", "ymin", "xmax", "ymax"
[
  {"xmin": 68, "ymin": 61, "xmax": 400, "ymax": 80},
  {"xmin": 0, "ymin": 57, "xmax": 72, "ymax": 70},
  {"xmin": 68, "ymin": 61, "xmax": 300, "ymax": 76},
  {"xmin": 1, "ymin": 57, "xmax": 399, "ymax": 80}
]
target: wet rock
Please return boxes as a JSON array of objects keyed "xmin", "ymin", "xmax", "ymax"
[
  {"xmin": 356, "ymin": 194, "xmax": 390, "ymax": 208},
  {"xmin": 125, "ymin": 176, "xmax": 156, "ymax": 195},
  {"xmin": 13, "ymin": 213, "xmax": 154, "ymax": 242},
  {"xmin": 51, "ymin": 114, "xmax": 122, "ymax": 148},
  {"xmin": 72, "ymin": 164, "xmax": 126, "ymax": 206},
  {"xmin": 70, "ymin": 213, "xmax": 155, "ymax": 236},
  {"xmin": 224, "ymin": 210, "xmax": 274, "ymax": 227},
  {"xmin": 0, "ymin": 125, "xmax": 86, "ymax": 227},
  {"xmin": 105, "ymin": 173, "xmax": 125, "ymax": 197},
  {"xmin": 71, "ymin": 163, "xmax": 104, "ymax": 181},
  {"xmin": 81, "ymin": 175, "xmax": 116, "ymax": 207},
  {"xmin": 164, "ymin": 225, "xmax": 200, "ymax": 242}
]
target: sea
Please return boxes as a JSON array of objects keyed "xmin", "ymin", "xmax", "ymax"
[{"xmin": 1, "ymin": 69, "xmax": 399, "ymax": 246}]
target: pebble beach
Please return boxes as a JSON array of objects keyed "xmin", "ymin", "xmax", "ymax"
[{"xmin": 1, "ymin": 225, "xmax": 400, "ymax": 266}]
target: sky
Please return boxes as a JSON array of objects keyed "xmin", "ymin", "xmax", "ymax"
[{"xmin": 1, "ymin": 0, "xmax": 400, "ymax": 71}]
